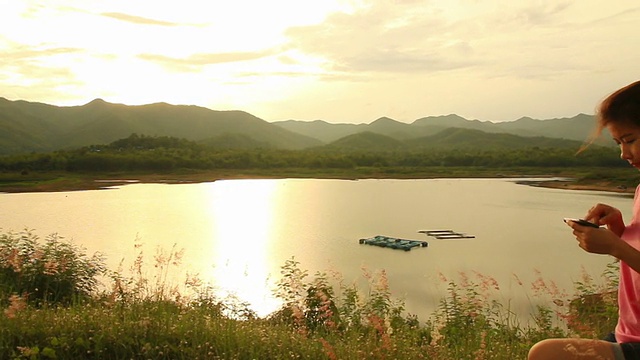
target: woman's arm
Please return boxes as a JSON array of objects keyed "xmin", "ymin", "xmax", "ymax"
[{"xmin": 567, "ymin": 222, "xmax": 640, "ymax": 274}]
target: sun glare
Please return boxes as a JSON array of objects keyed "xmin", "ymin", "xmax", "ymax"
[{"xmin": 205, "ymin": 180, "xmax": 282, "ymax": 317}]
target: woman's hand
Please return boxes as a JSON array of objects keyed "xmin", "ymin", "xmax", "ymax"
[
  {"xmin": 585, "ymin": 203, "xmax": 625, "ymax": 237},
  {"xmin": 566, "ymin": 221, "xmax": 621, "ymax": 256},
  {"xmin": 566, "ymin": 218, "xmax": 640, "ymax": 274}
]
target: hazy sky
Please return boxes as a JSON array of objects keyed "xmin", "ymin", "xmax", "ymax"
[{"xmin": 2, "ymin": 1, "xmax": 639, "ymax": 124}]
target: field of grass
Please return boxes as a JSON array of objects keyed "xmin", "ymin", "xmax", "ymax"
[{"xmin": 0, "ymin": 230, "xmax": 620, "ymax": 359}]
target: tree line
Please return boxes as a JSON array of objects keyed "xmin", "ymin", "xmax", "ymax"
[{"xmin": 0, "ymin": 133, "xmax": 626, "ymax": 173}]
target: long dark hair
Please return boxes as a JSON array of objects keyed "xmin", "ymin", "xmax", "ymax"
[{"xmin": 579, "ymin": 80, "xmax": 640, "ymax": 153}]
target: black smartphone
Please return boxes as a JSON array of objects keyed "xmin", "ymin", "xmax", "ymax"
[{"xmin": 563, "ymin": 218, "xmax": 600, "ymax": 228}]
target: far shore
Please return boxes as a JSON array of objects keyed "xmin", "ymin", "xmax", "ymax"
[
  {"xmin": 0, "ymin": 169, "xmax": 636, "ymax": 195},
  {"xmin": 515, "ymin": 179, "xmax": 635, "ymax": 195}
]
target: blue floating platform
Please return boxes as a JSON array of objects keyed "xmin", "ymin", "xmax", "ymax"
[{"xmin": 358, "ymin": 235, "xmax": 428, "ymax": 251}]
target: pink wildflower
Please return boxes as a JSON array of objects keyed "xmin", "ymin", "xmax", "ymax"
[
  {"xmin": 4, "ymin": 294, "xmax": 27, "ymax": 319},
  {"xmin": 437, "ymin": 272, "xmax": 448, "ymax": 283},
  {"xmin": 43, "ymin": 259, "xmax": 58, "ymax": 275},
  {"xmin": 512, "ymin": 273, "xmax": 523, "ymax": 286},
  {"xmin": 319, "ymin": 338, "xmax": 338, "ymax": 360},
  {"xmin": 7, "ymin": 249, "xmax": 22, "ymax": 272}
]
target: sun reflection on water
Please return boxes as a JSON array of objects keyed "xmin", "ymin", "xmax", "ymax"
[{"xmin": 206, "ymin": 180, "xmax": 282, "ymax": 317}]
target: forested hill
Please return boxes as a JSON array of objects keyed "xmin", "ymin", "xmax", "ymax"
[
  {"xmin": 0, "ymin": 133, "xmax": 623, "ymax": 175},
  {"xmin": 0, "ymin": 97, "xmax": 612, "ymax": 155},
  {"xmin": 323, "ymin": 128, "xmax": 588, "ymax": 152},
  {"xmin": 274, "ymin": 113, "xmax": 609, "ymax": 144},
  {"xmin": 0, "ymin": 97, "xmax": 321, "ymax": 154}
]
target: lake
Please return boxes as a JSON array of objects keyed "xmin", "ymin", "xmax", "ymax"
[{"xmin": 0, "ymin": 178, "xmax": 633, "ymax": 321}]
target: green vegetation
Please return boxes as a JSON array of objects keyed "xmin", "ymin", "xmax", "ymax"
[
  {"xmin": 0, "ymin": 133, "xmax": 637, "ymax": 193},
  {"xmin": 0, "ymin": 231, "xmax": 105, "ymax": 307},
  {"xmin": 0, "ymin": 97, "xmax": 606, "ymax": 155},
  {"xmin": 0, "ymin": 230, "xmax": 620, "ymax": 359},
  {"xmin": 0, "ymin": 133, "xmax": 624, "ymax": 172}
]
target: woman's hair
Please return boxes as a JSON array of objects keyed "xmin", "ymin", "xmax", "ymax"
[
  {"xmin": 597, "ymin": 80, "xmax": 640, "ymax": 130},
  {"xmin": 580, "ymin": 80, "xmax": 640, "ymax": 152}
]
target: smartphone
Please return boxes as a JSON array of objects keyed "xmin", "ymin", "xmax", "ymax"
[{"xmin": 563, "ymin": 218, "xmax": 600, "ymax": 228}]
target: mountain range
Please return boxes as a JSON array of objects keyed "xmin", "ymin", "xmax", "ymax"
[{"xmin": 0, "ymin": 97, "xmax": 612, "ymax": 155}]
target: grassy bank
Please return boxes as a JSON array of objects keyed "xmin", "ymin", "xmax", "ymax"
[
  {"xmin": 0, "ymin": 231, "xmax": 620, "ymax": 359},
  {"xmin": 1, "ymin": 166, "xmax": 638, "ymax": 193}
]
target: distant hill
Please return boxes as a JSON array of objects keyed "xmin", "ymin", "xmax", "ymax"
[
  {"xmin": 274, "ymin": 117, "xmax": 445, "ymax": 143},
  {"xmin": 199, "ymin": 133, "xmax": 272, "ymax": 149},
  {"xmin": 0, "ymin": 97, "xmax": 614, "ymax": 155},
  {"xmin": 405, "ymin": 127, "xmax": 586, "ymax": 150},
  {"xmin": 275, "ymin": 113, "xmax": 613, "ymax": 146},
  {"xmin": 321, "ymin": 127, "xmax": 587, "ymax": 152},
  {"xmin": 323, "ymin": 131, "xmax": 404, "ymax": 151},
  {"xmin": 0, "ymin": 97, "xmax": 322, "ymax": 154}
]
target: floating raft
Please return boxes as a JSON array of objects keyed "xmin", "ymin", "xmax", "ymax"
[
  {"xmin": 419, "ymin": 230, "xmax": 475, "ymax": 239},
  {"xmin": 359, "ymin": 235, "xmax": 428, "ymax": 251}
]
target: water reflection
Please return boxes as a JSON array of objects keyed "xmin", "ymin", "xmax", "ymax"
[
  {"xmin": 0, "ymin": 178, "xmax": 629, "ymax": 321},
  {"xmin": 206, "ymin": 180, "xmax": 281, "ymax": 316}
]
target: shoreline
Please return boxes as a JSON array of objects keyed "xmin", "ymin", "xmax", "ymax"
[
  {"xmin": 515, "ymin": 179, "xmax": 634, "ymax": 195},
  {"xmin": 0, "ymin": 171, "xmax": 635, "ymax": 195}
]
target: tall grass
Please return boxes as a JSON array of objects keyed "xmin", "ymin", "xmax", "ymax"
[
  {"xmin": 0, "ymin": 229, "xmax": 106, "ymax": 307},
  {"xmin": 0, "ymin": 230, "xmax": 619, "ymax": 359}
]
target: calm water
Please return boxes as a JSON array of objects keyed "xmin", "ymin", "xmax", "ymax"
[{"xmin": 0, "ymin": 178, "xmax": 633, "ymax": 320}]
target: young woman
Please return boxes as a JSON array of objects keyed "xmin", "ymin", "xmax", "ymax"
[{"xmin": 528, "ymin": 80, "xmax": 640, "ymax": 359}]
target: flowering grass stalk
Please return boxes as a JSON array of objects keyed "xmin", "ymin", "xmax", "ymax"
[
  {"xmin": 0, "ymin": 229, "xmax": 105, "ymax": 306},
  {"xmin": 0, "ymin": 230, "xmax": 620, "ymax": 359}
]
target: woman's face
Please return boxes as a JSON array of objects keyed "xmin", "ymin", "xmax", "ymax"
[{"xmin": 607, "ymin": 121, "xmax": 640, "ymax": 170}]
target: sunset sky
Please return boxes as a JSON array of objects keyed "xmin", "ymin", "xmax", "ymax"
[{"xmin": 1, "ymin": 0, "xmax": 639, "ymax": 124}]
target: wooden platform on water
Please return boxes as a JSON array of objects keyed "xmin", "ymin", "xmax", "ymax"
[
  {"xmin": 418, "ymin": 229, "xmax": 475, "ymax": 239},
  {"xmin": 359, "ymin": 235, "xmax": 428, "ymax": 251}
]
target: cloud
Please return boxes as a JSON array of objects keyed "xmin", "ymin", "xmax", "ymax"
[
  {"xmin": 138, "ymin": 50, "xmax": 276, "ymax": 72},
  {"xmin": 332, "ymin": 45, "xmax": 476, "ymax": 73},
  {"xmin": 0, "ymin": 39, "xmax": 88, "ymax": 100},
  {"xmin": 100, "ymin": 12, "xmax": 182, "ymax": 27},
  {"xmin": 1, "ymin": 45, "xmax": 83, "ymax": 63},
  {"xmin": 282, "ymin": 0, "xmax": 639, "ymax": 83},
  {"xmin": 0, "ymin": 43, "xmax": 84, "ymax": 81},
  {"xmin": 499, "ymin": 1, "xmax": 572, "ymax": 28},
  {"xmin": 284, "ymin": 2, "xmax": 481, "ymax": 74},
  {"xmin": 0, "ymin": 47, "xmax": 85, "ymax": 101}
]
